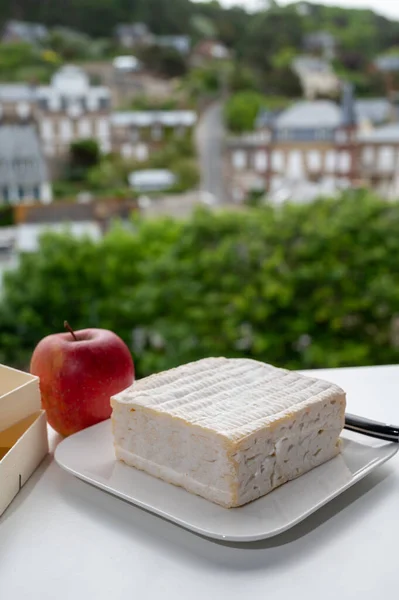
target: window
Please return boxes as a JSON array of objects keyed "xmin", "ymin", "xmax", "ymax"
[
  {"xmin": 39, "ymin": 98, "xmax": 48, "ymax": 111},
  {"xmin": 96, "ymin": 118, "xmax": 109, "ymax": 138},
  {"xmin": 325, "ymin": 150, "xmax": 337, "ymax": 172},
  {"xmin": 59, "ymin": 118, "xmax": 73, "ymax": 142},
  {"xmin": 135, "ymin": 143, "xmax": 148, "ymax": 162},
  {"xmin": 18, "ymin": 186, "xmax": 25, "ymax": 201},
  {"xmin": 307, "ymin": 150, "xmax": 322, "ymax": 172},
  {"xmin": 338, "ymin": 151, "xmax": 351, "ymax": 173},
  {"xmin": 254, "ymin": 151, "xmax": 267, "ymax": 172},
  {"xmin": 99, "ymin": 97, "xmax": 109, "ymax": 111},
  {"xmin": 2, "ymin": 187, "xmax": 9, "ymax": 204},
  {"xmin": 121, "ymin": 143, "xmax": 133, "ymax": 158},
  {"xmin": 271, "ymin": 150, "xmax": 284, "ymax": 172},
  {"xmin": 41, "ymin": 119, "xmax": 53, "ymax": 140},
  {"xmin": 287, "ymin": 150, "xmax": 303, "ymax": 178},
  {"xmin": 78, "ymin": 118, "xmax": 92, "ymax": 138},
  {"xmin": 49, "ymin": 95, "xmax": 60, "ymax": 112},
  {"xmin": 362, "ymin": 147, "xmax": 374, "ymax": 165},
  {"xmin": 17, "ymin": 102, "xmax": 30, "ymax": 119},
  {"xmin": 87, "ymin": 96, "xmax": 98, "ymax": 112},
  {"xmin": 379, "ymin": 146, "xmax": 395, "ymax": 172},
  {"xmin": 335, "ymin": 130, "xmax": 348, "ymax": 144},
  {"xmin": 278, "ymin": 129, "xmax": 289, "ymax": 141},
  {"xmin": 33, "ymin": 186, "xmax": 40, "ymax": 200},
  {"xmin": 232, "ymin": 150, "xmax": 246, "ymax": 170}
]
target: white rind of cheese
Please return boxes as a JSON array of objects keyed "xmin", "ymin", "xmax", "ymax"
[{"xmin": 111, "ymin": 358, "xmax": 346, "ymax": 508}]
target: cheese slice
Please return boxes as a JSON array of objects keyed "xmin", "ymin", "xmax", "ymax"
[{"xmin": 111, "ymin": 358, "xmax": 346, "ymax": 508}]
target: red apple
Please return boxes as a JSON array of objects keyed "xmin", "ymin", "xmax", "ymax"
[{"xmin": 30, "ymin": 322, "xmax": 135, "ymax": 437}]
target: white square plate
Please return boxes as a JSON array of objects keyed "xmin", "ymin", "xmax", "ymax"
[{"xmin": 55, "ymin": 420, "xmax": 398, "ymax": 542}]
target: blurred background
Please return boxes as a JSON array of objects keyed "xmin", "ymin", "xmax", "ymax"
[{"xmin": 1, "ymin": 0, "xmax": 399, "ymax": 377}]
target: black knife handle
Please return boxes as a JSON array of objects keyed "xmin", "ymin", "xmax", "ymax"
[{"xmin": 345, "ymin": 413, "xmax": 399, "ymax": 443}]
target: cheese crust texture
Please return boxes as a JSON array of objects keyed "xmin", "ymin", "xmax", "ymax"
[{"xmin": 111, "ymin": 358, "xmax": 346, "ymax": 508}]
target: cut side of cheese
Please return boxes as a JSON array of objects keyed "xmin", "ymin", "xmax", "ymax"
[{"xmin": 111, "ymin": 358, "xmax": 346, "ymax": 508}]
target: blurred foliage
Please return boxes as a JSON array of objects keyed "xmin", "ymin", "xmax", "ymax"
[
  {"xmin": 0, "ymin": 206, "xmax": 14, "ymax": 227},
  {"xmin": 68, "ymin": 139, "xmax": 102, "ymax": 182},
  {"xmin": 3, "ymin": 1, "xmax": 399, "ymax": 95},
  {"xmin": 129, "ymin": 95, "xmax": 180, "ymax": 111},
  {"xmin": 87, "ymin": 159, "xmax": 128, "ymax": 191},
  {"xmin": 224, "ymin": 91, "xmax": 267, "ymax": 133},
  {"xmin": 44, "ymin": 28, "xmax": 113, "ymax": 62},
  {"xmin": 224, "ymin": 91, "xmax": 290, "ymax": 133},
  {"xmin": 55, "ymin": 133, "xmax": 199, "ymax": 199},
  {"xmin": 183, "ymin": 65, "xmax": 222, "ymax": 99},
  {"xmin": 0, "ymin": 42, "xmax": 58, "ymax": 83},
  {"xmin": 190, "ymin": 15, "xmax": 217, "ymax": 40},
  {"xmin": 127, "ymin": 134, "xmax": 199, "ymax": 194},
  {"xmin": 137, "ymin": 45, "xmax": 188, "ymax": 78},
  {"xmin": 2, "ymin": 191, "xmax": 399, "ymax": 375}
]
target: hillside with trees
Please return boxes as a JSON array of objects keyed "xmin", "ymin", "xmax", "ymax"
[
  {"xmin": 2, "ymin": 2, "xmax": 399, "ymax": 97},
  {"xmin": 2, "ymin": 1, "xmax": 399, "ymax": 60}
]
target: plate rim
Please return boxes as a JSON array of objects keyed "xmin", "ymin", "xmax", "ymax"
[{"xmin": 55, "ymin": 421, "xmax": 399, "ymax": 542}]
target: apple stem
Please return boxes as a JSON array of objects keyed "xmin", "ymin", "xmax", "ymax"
[{"xmin": 64, "ymin": 321, "xmax": 78, "ymax": 341}]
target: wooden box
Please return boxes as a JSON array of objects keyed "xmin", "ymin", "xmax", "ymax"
[{"xmin": 0, "ymin": 364, "xmax": 49, "ymax": 517}]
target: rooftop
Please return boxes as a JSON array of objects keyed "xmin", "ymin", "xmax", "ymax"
[
  {"xmin": 129, "ymin": 169, "xmax": 176, "ymax": 192},
  {"xmin": 111, "ymin": 110, "xmax": 197, "ymax": 127},
  {"xmin": 2, "ymin": 20, "xmax": 48, "ymax": 43},
  {"xmin": 0, "ymin": 125, "xmax": 48, "ymax": 187},
  {"xmin": 357, "ymin": 123, "xmax": 399, "ymax": 143},
  {"xmin": 375, "ymin": 55, "xmax": 399, "ymax": 72},
  {"xmin": 0, "ymin": 84, "xmax": 35, "ymax": 103},
  {"xmin": 293, "ymin": 56, "xmax": 333, "ymax": 74},
  {"xmin": 275, "ymin": 100, "xmax": 342, "ymax": 129},
  {"xmin": 355, "ymin": 98, "xmax": 398, "ymax": 125}
]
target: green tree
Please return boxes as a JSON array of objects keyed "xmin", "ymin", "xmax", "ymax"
[
  {"xmin": 87, "ymin": 159, "xmax": 127, "ymax": 191},
  {"xmin": 224, "ymin": 91, "xmax": 268, "ymax": 133},
  {"xmin": 2, "ymin": 192, "xmax": 399, "ymax": 376},
  {"xmin": 68, "ymin": 139, "xmax": 101, "ymax": 182},
  {"xmin": 137, "ymin": 46, "xmax": 187, "ymax": 78}
]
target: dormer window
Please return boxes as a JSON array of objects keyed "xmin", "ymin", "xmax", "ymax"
[{"xmin": 335, "ymin": 130, "xmax": 348, "ymax": 144}]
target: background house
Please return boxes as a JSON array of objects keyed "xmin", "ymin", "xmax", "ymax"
[
  {"xmin": 226, "ymin": 84, "xmax": 399, "ymax": 202},
  {"xmin": 111, "ymin": 110, "xmax": 197, "ymax": 160},
  {"xmin": 292, "ymin": 56, "xmax": 340, "ymax": 100},
  {"xmin": 115, "ymin": 23, "xmax": 154, "ymax": 49},
  {"xmin": 36, "ymin": 65, "xmax": 112, "ymax": 158},
  {"xmin": 156, "ymin": 36, "xmax": 191, "ymax": 55},
  {"xmin": 190, "ymin": 40, "xmax": 231, "ymax": 67},
  {"xmin": 1, "ymin": 20, "xmax": 48, "ymax": 45},
  {"xmin": 0, "ymin": 84, "xmax": 37, "ymax": 122},
  {"xmin": 304, "ymin": 31, "xmax": 336, "ymax": 60},
  {"xmin": 374, "ymin": 55, "xmax": 399, "ymax": 73},
  {"xmin": 0, "ymin": 124, "xmax": 52, "ymax": 204}
]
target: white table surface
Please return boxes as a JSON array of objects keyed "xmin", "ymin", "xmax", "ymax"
[{"xmin": 1, "ymin": 365, "xmax": 398, "ymax": 599}]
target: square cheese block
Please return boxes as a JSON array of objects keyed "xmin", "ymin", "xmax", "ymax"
[{"xmin": 111, "ymin": 358, "xmax": 346, "ymax": 508}]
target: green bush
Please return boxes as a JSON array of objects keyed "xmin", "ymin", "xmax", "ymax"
[
  {"xmin": 224, "ymin": 91, "xmax": 290, "ymax": 133},
  {"xmin": 170, "ymin": 158, "xmax": 199, "ymax": 193},
  {"xmin": 2, "ymin": 191, "xmax": 399, "ymax": 375},
  {"xmin": 0, "ymin": 43, "xmax": 57, "ymax": 83},
  {"xmin": 0, "ymin": 206, "xmax": 14, "ymax": 227},
  {"xmin": 68, "ymin": 139, "xmax": 101, "ymax": 182}
]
